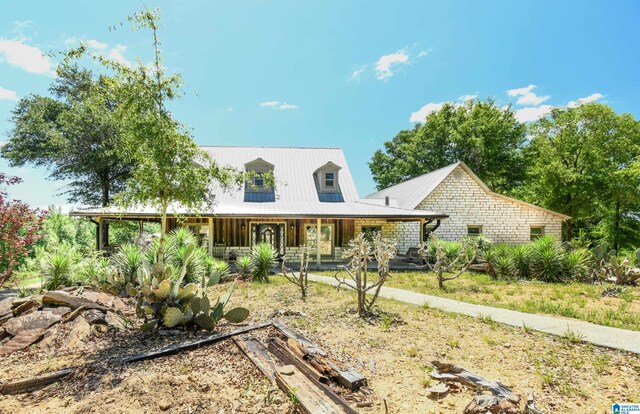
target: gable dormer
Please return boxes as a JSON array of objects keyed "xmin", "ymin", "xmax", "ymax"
[
  {"xmin": 244, "ymin": 158, "xmax": 275, "ymax": 202},
  {"xmin": 314, "ymin": 161, "xmax": 344, "ymax": 202}
]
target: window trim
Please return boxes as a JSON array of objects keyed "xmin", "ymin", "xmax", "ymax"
[
  {"xmin": 254, "ymin": 172, "xmax": 265, "ymax": 188},
  {"xmin": 325, "ymin": 172, "xmax": 335, "ymax": 188},
  {"xmin": 530, "ymin": 225, "xmax": 545, "ymax": 240},
  {"xmin": 467, "ymin": 225, "xmax": 483, "ymax": 236}
]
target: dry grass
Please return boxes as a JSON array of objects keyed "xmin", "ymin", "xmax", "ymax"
[{"xmin": 319, "ymin": 270, "xmax": 640, "ymax": 331}]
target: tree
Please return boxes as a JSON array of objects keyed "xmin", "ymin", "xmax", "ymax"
[
  {"xmin": 0, "ymin": 172, "xmax": 47, "ymax": 286},
  {"xmin": 522, "ymin": 103, "xmax": 640, "ymax": 247},
  {"xmin": 65, "ymin": 8, "xmax": 244, "ymax": 271},
  {"xmin": 370, "ymin": 99, "xmax": 526, "ymax": 193},
  {"xmin": 2, "ymin": 64, "xmax": 133, "ymax": 245}
]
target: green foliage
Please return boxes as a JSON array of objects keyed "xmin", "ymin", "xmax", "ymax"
[
  {"xmin": 41, "ymin": 250, "xmax": 73, "ymax": 290},
  {"xmin": 251, "ymin": 242, "xmax": 276, "ymax": 283},
  {"xmin": 110, "ymin": 244, "xmax": 146, "ymax": 281},
  {"xmin": 369, "ymin": 99, "xmax": 526, "ymax": 194},
  {"xmin": 529, "ymin": 236, "xmax": 567, "ymax": 283},
  {"xmin": 235, "ymin": 255, "xmax": 253, "ymax": 276},
  {"xmin": 135, "ymin": 245, "xmax": 249, "ymax": 331}
]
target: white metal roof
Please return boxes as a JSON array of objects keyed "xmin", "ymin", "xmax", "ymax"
[
  {"xmin": 72, "ymin": 146, "xmax": 446, "ymax": 219},
  {"xmin": 365, "ymin": 161, "xmax": 570, "ymax": 220}
]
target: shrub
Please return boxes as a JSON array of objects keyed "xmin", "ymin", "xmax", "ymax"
[
  {"xmin": 530, "ymin": 236, "xmax": 566, "ymax": 282},
  {"xmin": 510, "ymin": 244, "xmax": 532, "ymax": 279},
  {"xmin": 41, "ymin": 251, "xmax": 74, "ymax": 290},
  {"xmin": 235, "ymin": 255, "xmax": 253, "ymax": 276},
  {"xmin": 251, "ymin": 242, "xmax": 276, "ymax": 283},
  {"xmin": 565, "ymin": 249, "xmax": 590, "ymax": 281},
  {"xmin": 111, "ymin": 244, "xmax": 146, "ymax": 281}
]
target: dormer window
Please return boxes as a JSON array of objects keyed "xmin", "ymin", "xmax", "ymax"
[
  {"xmin": 325, "ymin": 172, "xmax": 334, "ymax": 187},
  {"xmin": 244, "ymin": 158, "xmax": 275, "ymax": 202},
  {"xmin": 314, "ymin": 161, "xmax": 344, "ymax": 202}
]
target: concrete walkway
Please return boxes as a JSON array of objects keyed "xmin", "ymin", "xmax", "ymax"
[{"xmin": 307, "ymin": 273, "xmax": 640, "ymax": 354}]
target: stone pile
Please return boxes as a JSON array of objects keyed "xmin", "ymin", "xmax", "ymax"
[{"xmin": 0, "ymin": 288, "xmax": 132, "ymax": 355}]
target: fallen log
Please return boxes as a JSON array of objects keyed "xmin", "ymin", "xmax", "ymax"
[
  {"xmin": 526, "ymin": 391, "xmax": 544, "ymax": 414},
  {"xmin": 0, "ymin": 367, "xmax": 77, "ymax": 395}
]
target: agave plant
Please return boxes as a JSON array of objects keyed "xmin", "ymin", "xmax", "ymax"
[
  {"xmin": 235, "ymin": 255, "xmax": 253, "ymax": 276},
  {"xmin": 510, "ymin": 244, "xmax": 532, "ymax": 280},
  {"xmin": 251, "ymin": 242, "xmax": 276, "ymax": 283},
  {"xmin": 565, "ymin": 248, "xmax": 590, "ymax": 281},
  {"xmin": 41, "ymin": 251, "xmax": 74, "ymax": 290},
  {"xmin": 530, "ymin": 236, "xmax": 566, "ymax": 282}
]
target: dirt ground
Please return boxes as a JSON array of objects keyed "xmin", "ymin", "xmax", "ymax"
[{"xmin": 1, "ymin": 276, "xmax": 639, "ymax": 413}]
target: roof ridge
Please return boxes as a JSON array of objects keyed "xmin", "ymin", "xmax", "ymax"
[{"xmin": 368, "ymin": 161, "xmax": 460, "ymax": 195}]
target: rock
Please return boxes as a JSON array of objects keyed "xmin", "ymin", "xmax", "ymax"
[
  {"xmin": 426, "ymin": 382, "xmax": 450, "ymax": 396},
  {"xmin": 158, "ymin": 399, "xmax": 173, "ymax": 411},
  {"xmin": 105, "ymin": 311, "xmax": 127, "ymax": 330},
  {"xmin": 64, "ymin": 316, "xmax": 91, "ymax": 348},
  {"xmin": 38, "ymin": 328, "xmax": 58, "ymax": 349},
  {"xmin": 83, "ymin": 309, "xmax": 106, "ymax": 325},
  {"xmin": 0, "ymin": 297, "xmax": 15, "ymax": 314},
  {"xmin": 80, "ymin": 291, "xmax": 114, "ymax": 307},
  {"xmin": 3, "ymin": 311, "xmax": 62, "ymax": 336},
  {"xmin": 42, "ymin": 291, "xmax": 109, "ymax": 312},
  {"xmin": 43, "ymin": 306, "xmax": 72, "ymax": 316},
  {"xmin": 0, "ymin": 328, "xmax": 45, "ymax": 355},
  {"xmin": 12, "ymin": 299, "xmax": 40, "ymax": 317},
  {"xmin": 93, "ymin": 324, "xmax": 109, "ymax": 334},
  {"xmin": 112, "ymin": 298, "xmax": 126, "ymax": 311}
]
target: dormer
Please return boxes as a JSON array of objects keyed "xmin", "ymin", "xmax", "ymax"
[
  {"xmin": 244, "ymin": 158, "xmax": 275, "ymax": 202},
  {"xmin": 314, "ymin": 161, "xmax": 344, "ymax": 202}
]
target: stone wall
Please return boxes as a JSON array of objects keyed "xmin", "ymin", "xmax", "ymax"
[
  {"xmin": 416, "ymin": 165, "xmax": 565, "ymax": 244},
  {"xmin": 354, "ymin": 219, "xmax": 421, "ymax": 255}
]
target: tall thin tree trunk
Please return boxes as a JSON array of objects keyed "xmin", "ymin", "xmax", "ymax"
[
  {"xmin": 101, "ymin": 180, "xmax": 110, "ymax": 249},
  {"xmin": 614, "ymin": 196, "xmax": 621, "ymax": 251},
  {"xmin": 158, "ymin": 202, "xmax": 168, "ymax": 272}
]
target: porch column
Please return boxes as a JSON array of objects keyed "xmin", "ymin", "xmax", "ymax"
[
  {"xmin": 208, "ymin": 217, "xmax": 214, "ymax": 256},
  {"xmin": 316, "ymin": 218, "xmax": 322, "ymax": 265},
  {"xmin": 96, "ymin": 216, "xmax": 103, "ymax": 251},
  {"xmin": 419, "ymin": 218, "xmax": 425, "ymax": 244}
]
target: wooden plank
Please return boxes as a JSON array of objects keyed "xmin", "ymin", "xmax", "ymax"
[
  {"xmin": 274, "ymin": 366, "xmax": 351, "ymax": 414},
  {"xmin": 274, "ymin": 320, "xmax": 327, "ymax": 356},
  {"xmin": 0, "ymin": 367, "xmax": 77, "ymax": 395},
  {"xmin": 269, "ymin": 339, "xmax": 358, "ymax": 414},
  {"xmin": 121, "ymin": 321, "xmax": 272, "ymax": 363},
  {"xmin": 233, "ymin": 336, "xmax": 277, "ymax": 382}
]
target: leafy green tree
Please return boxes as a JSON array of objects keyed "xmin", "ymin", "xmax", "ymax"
[
  {"xmin": 2, "ymin": 65, "xmax": 132, "ymax": 245},
  {"xmin": 42, "ymin": 206, "xmax": 96, "ymax": 251},
  {"xmin": 370, "ymin": 99, "xmax": 526, "ymax": 193},
  {"xmin": 65, "ymin": 8, "xmax": 244, "ymax": 271},
  {"xmin": 523, "ymin": 103, "xmax": 640, "ymax": 248}
]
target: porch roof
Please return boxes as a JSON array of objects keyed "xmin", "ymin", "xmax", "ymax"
[{"xmin": 70, "ymin": 200, "xmax": 447, "ymax": 219}]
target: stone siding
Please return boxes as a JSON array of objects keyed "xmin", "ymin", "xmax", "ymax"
[
  {"xmin": 354, "ymin": 219, "xmax": 421, "ymax": 255},
  {"xmin": 416, "ymin": 166, "xmax": 564, "ymax": 244}
]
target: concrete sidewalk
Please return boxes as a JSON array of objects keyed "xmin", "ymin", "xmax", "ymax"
[{"xmin": 307, "ymin": 273, "xmax": 640, "ymax": 354}]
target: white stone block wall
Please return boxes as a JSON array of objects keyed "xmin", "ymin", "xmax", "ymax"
[
  {"xmin": 416, "ymin": 166, "xmax": 565, "ymax": 244},
  {"xmin": 354, "ymin": 219, "xmax": 421, "ymax": 255},
  {"xmin": 221, "ymin": 246, "xmax": 345, "ymax": 263}
]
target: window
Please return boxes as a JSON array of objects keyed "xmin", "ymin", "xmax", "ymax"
[
  {"xmin": 362, "ymin": 226, "xmax": 381, "ymax": 241},
  {"xmin": 467, "ymin": 225, "xmax": 482, "ymax": 236},
  {"xmin": 306, "ymin": 224, "xmax": 334, "ymax": 256},
  {"xmin": 254, "ymin": 172, "xmax": 264, "ymax": 188},
  {"xmin": 530, "ymin": 226, "xmax": 544, "ymax": 240},
  {"xmin": 325, "ymin": 172, "xmax": 334, "ymax": 187}
]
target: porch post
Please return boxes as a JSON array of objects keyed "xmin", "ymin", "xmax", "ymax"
[
  {"xmin": 96, "ymin": 216, "xmax": 103, "ymax": 251},
  {"xmin": 419, "ymin": 218, "xmax": 425, "ymax": 244},
  {"xmin": 208, "ymin": 217, "xmax": 214, "ymax": 256},
  {"xmin": 316, "ymin": 217, "xmax": 322, "ymax": 265}
]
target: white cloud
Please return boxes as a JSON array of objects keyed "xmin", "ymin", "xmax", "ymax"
[
  {"xmin": 227, "ymin": 107, "xmax": 234, "ymax": 112},
  {"xmin": 514, "ymin": 105, "xmax": 553, "ymax": 122},
  {"xmin": 458, "ymin": 94, "xmax": 477, "ymax": 102},
  {"xmin": 507, "ymin": 84, "xmax": 536, "ymax": 97},
  {"xmin": 0, "ymin": 86, "xmax": 18, "ymax": 101},
  {"xmin": 375, "ymin": 48, "xmax": 409, "ymax": 81},
  {"xmin": 507, "ymin": 84, "xmax": 549, "ymax": 106},
  {"xmin": 409, "ymin": 102, "xmax": 446, "ymax": 123},
  {"xmin": 567, "ymin": 93, "xmax": 605, "ymax": 108},
  {"xmin": 260, "ymin": 101, "xmax": 298, "ymax": 110},
  {"xmin": 64, "ymin": 36, "xmax": 78, "ymax": 47},
  {"xmin": 0, "ymin": 39, "xmax": 53, "ymax": 75},
  {"xmin": 349, "ymin": 65, "xmax": 366, "ymax": 82},
  {"xmin": 516, "ymin": 92, "xmax": 550, "ymax": 106},
  {"xmin": 107, "ymin": 44, "xmax": 130, "ymax": 66},
  {"xmin": 416, "ymin": 50, "xmax": 429, "ymax": 58},
  {"xmin": 86, "ymin": 39, "xmax": 108, "ymax": 50}
]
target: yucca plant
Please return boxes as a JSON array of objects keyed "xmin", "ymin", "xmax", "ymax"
[
  {"xmin": 251, "ymin": 242, "xmax": 276, "ymax": 283},
  {"xmin": 565, "ymin": 248, "xmax": 590, "ymax": 281},
  {"xmin": 530, "ymin": 236, "xmax": 566, "ymax": 282},
  {"xmin": 175, "ymin": 244, "xmax": 207, "ymax": 284},
  {"xmin": 492, "ymin": 245, "xmax": 514, "ymax": 280},
  {"xmin": 41, "ymin": 251, "xmax": 74, "ymax": 290},
  {"xmin": 510, "ymin": 244, "xmax": 532, "ymax": 280},
  {"xmin": 111, "ymin": 244, "xmax": 146, "ymax": 283},
  {"xmin": 442, "ymin": 241, "xmax": 462, "ymax": 265},
  {"xmin": 235, "ymin": 255, "xmax": 253, "ymax": 276}
]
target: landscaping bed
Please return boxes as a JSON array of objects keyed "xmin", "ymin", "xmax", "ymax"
[
  {"xmin": 1, "ymin": 277, "xmax": 639, "ymax": 413},
  {"xmin": 320, "ymin": 270, "xmax": 640, "ymax": 331}
]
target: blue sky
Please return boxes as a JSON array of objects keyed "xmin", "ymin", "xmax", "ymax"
[{"xmin": 1, "ymin": 0, "xmax": 639, "ymax": 209}]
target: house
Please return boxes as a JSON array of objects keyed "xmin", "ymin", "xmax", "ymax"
[
  {"xmin": 365, "ymin": 161, "xmax": 570, "ymax": 244},
  {"xmin": 71, "ymin": 146, "xmax": 447, "ymax": 264}
]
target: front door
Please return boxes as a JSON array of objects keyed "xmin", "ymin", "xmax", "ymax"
[{"xmin": 251, "ymin": 223, "xmax": 285, "ymax": 256}]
